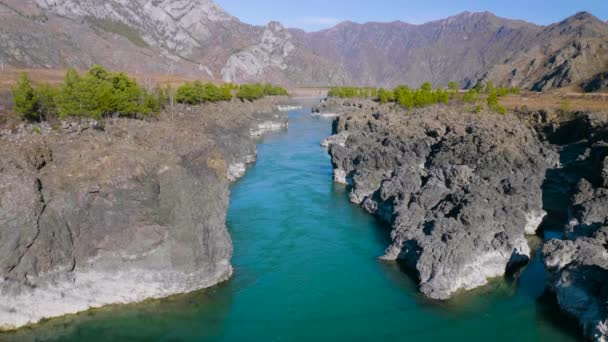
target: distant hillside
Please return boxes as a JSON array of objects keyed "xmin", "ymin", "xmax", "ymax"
[
  {"xmin": 1, "ymin": 0, "xmax": 607, "ymax": 91},
  {"xmin": 292, "ymin": 12, "xmax": 542, "ymax": 88},
  {"xmin": 479, "ymin": 12, "xmax": 608, "ymax": 91}
]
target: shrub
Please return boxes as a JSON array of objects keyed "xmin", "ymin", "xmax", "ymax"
[
  {"xmin": 263, "ymin": 83, "xmax": 289, "ymax": 96},
  {"xmin": 237, "ymin": 84, "xmax": 265, "ymax": 101},
  {"xmin": 487, "ymin": 89, "xmax": 507, "ymax": 115},
  {"xmin": 484, "ymin": 81, "xmax": 495, "ymax": 94},
  {"xmin": 463, "ymin": 89, "xmax": 479, "ymax": 103},
  {"xmin": 175, "ymin": 82, "xmax": 199, "ymax": 104},
  {"xmin": 377, "ymin": 88, "xmax": 395, "ymax": 104},
  {"xmin": 448, "ymin": 81, "xmax": 459, "ymax": 98}
]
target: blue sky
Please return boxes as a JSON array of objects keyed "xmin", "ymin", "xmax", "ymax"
[{"xmin": 215, "ymin": 0, "xmax": 608, "ymax": 31}]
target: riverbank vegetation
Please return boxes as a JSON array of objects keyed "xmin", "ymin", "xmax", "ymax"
[
  {"xmin": 175, "ymin": 82, "xmax": 288, "ymax": 104},
  {"xmin": 12, "ymin": 66, "xmax": 289, "ymax": 122},
  {"xmin": 328, "ymin": 82, "xmax": 521, "ymax": 114},
  {"xmin": 13, "ymin": 66, "xmax": 160, "ymax": 121}
]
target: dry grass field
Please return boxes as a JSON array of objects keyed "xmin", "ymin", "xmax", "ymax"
[
  {"xmin": 499, "ymin": 91, "xmax": 608, "ymax": 112},
  {"xmin": 0, "ymin": 67, "xmax": 210, "ymax": 91}
]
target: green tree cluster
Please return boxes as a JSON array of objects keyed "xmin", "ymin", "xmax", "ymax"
[
  {"xmin": 263, "ymin": 83, "xmax": 289, "ymax": 96},
  {"xmin": 13, "ymin": 65, "xmax": 160, "ymax": 121},
  {"xmin": 234, "ymin": 83, "xmax": 289, "ymax": 101},
  {"xmin": 328, "ymin": 87, "xmax": 378, "ymax": 99},
  {"xmin": 330, "ymin": 82, "xmax": 450, "ymax": 108},
  {"xmin": 377, "ymin": 88, "xmax": 395, "ymax": 104},
  {"xmin": 175, "ymin": 81, "xmax": 233, "ymax": 104},
  {"xmin": 13, "ymin": 65, "xmax": 161, "ymax": 121},
  {"xmin": 58, "ymin": 65, "xmax": 160, "ymax": 119},
  {"xmin": 236, "ymin": 84, "xmax": 265, "ymax": 101},
  {"xmin": 393, "ymin": 83, "xmax": 449, "ymax": 108}
]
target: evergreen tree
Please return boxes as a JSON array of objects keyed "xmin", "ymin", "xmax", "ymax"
[
  {"xmin": 12, "ymin": 73, "xmax": 40, "ymax": 121},
  {"xmin": 35, "ymin": 84, "xmax": 59, "ymax": 119}
]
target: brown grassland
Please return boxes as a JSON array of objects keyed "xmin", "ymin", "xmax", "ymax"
[{"xmin": 0, "ymin": 67, "xmax": 210, "ymax": 91}]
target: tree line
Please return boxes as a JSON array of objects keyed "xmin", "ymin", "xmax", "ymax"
[
  {"xmin": 174, "ymin": 82, "xmax": 288, "ymax": 104},
  {"xmin": 328, "ymin": 81, "xmax": 521, "ymax": 114},
  {"xmin": 13, "ymin": 65, "xmax": 289, "ymax": 122}
]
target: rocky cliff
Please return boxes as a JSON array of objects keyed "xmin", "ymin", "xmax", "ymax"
[
  {"xmin": 0, "ymin": 97, "xmax": 289, "ymax": 330},
  {"xmin": 324, "ymin": 99, "xmax": 555, "ymax": 299},
  {"xmin": 541, "ymin": 112, "xmax": 608, "ymax": 341},
  {"xmin": 324, "ymin": 99, "xmax": 608, "ymax": 340}
]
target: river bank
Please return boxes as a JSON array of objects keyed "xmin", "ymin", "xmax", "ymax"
[
  {"xmin": 0, "ymin": 96, "xmax": 291, "ymax": 330},
  {"xmin": 323, "ymin": 97, "xmax": 608, "ymax": 340}
]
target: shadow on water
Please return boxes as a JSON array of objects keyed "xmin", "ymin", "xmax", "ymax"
[
  {"xmin": 535, "ymin": 289, "xmax": 585, "ymax": 340},
  {"xmin": 2, "ymin": 282, "xmax": 235, "ymax": 342}
]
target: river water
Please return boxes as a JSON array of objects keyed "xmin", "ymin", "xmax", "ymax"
[{"xmin": 4, "ymin": 100, "xmax": 581, "ymax": 341}]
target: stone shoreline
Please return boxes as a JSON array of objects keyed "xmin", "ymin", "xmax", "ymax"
[
  {"xmin": 0, "ymin": 97, "xmax": 292, "ymax": 330},
  {"xmin": 323, "ymin": 98, "xmax": 608, "ymax": 341}
]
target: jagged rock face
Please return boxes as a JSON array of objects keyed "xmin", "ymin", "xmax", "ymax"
[
  {"xmin": 221, "ymin": 22, "xmax": 295, "ymax": 83},
  {"xmin": 0, "ymin": 98, "xmax": 289, "ymax": 330},
  {"xmin": 326, "ymin": 99, "xmax": 554, "ymax": 299},
  {"xmin": 34, "ymin": 0, "xmax": 236, "ymax": 57},
  {"xmin": 542, "ymin": 112, "xmax": 608, "ymax": 341}
]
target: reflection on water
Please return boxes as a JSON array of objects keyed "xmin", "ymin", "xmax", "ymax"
[{"xmin": 3, "ymin": 99, "xmax": 581, "ymax": 342}]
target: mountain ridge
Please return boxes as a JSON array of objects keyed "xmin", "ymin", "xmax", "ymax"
[{"xmin": 1, "ymin": 0, "xmax": 607, "ymax": 90}]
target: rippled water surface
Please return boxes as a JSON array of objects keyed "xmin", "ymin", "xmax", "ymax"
[{"xmin": 4, "ymin": 100, "xmax": 581, "ymax": 341}]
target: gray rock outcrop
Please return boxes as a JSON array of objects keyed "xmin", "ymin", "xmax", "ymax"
[
  {"xmin": 326, "ymin": 99, "xmax": 555, "ymax": 299},
  {"xmin": 0, "ymin": 97, "xmax": 289, "ymax": 330},
  {"xmin": 542, "ymin": 112, "xmax": 608, "ymax": 341}
]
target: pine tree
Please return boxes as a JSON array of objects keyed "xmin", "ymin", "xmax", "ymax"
[{"xmin": 13, "ymin": 73, "xmax": 40, "ymax": 121}]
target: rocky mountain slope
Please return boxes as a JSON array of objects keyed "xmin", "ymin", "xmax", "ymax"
[
  {"xmin": 0, "ymin": 0, "xmax": 349, "ymax": 85},
  {"xmin": 480, "ymin": 12, "xmax": 608, "ymax": 91},
  {"xmin": 293, "ymin": 12, "xmax": 542, "ymax": 88},
  {"xmin": 2, "ymin": 0, "xmax": 606, "ymax": 90},
  {"xmin": 0, "ymin": 97, "xmax": 290, "ymax": 330},
  {"xmin": 323, "ymin": 98, "xmax": 555, "ymax": 299}
]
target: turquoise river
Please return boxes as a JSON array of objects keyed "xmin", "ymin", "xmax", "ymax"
[{"xmin": 4, "ymin": 100, "xmax": 582, "ymax": 341}]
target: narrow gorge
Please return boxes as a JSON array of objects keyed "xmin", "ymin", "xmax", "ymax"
[{"xmin": 1, "ymin": 100, "xmax": 599, "ymax": 341}]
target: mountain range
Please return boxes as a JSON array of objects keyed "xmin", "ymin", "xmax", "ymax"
[{"xmin": 1, "ymin": 0, "xmax": 607, "ymax": 90}]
